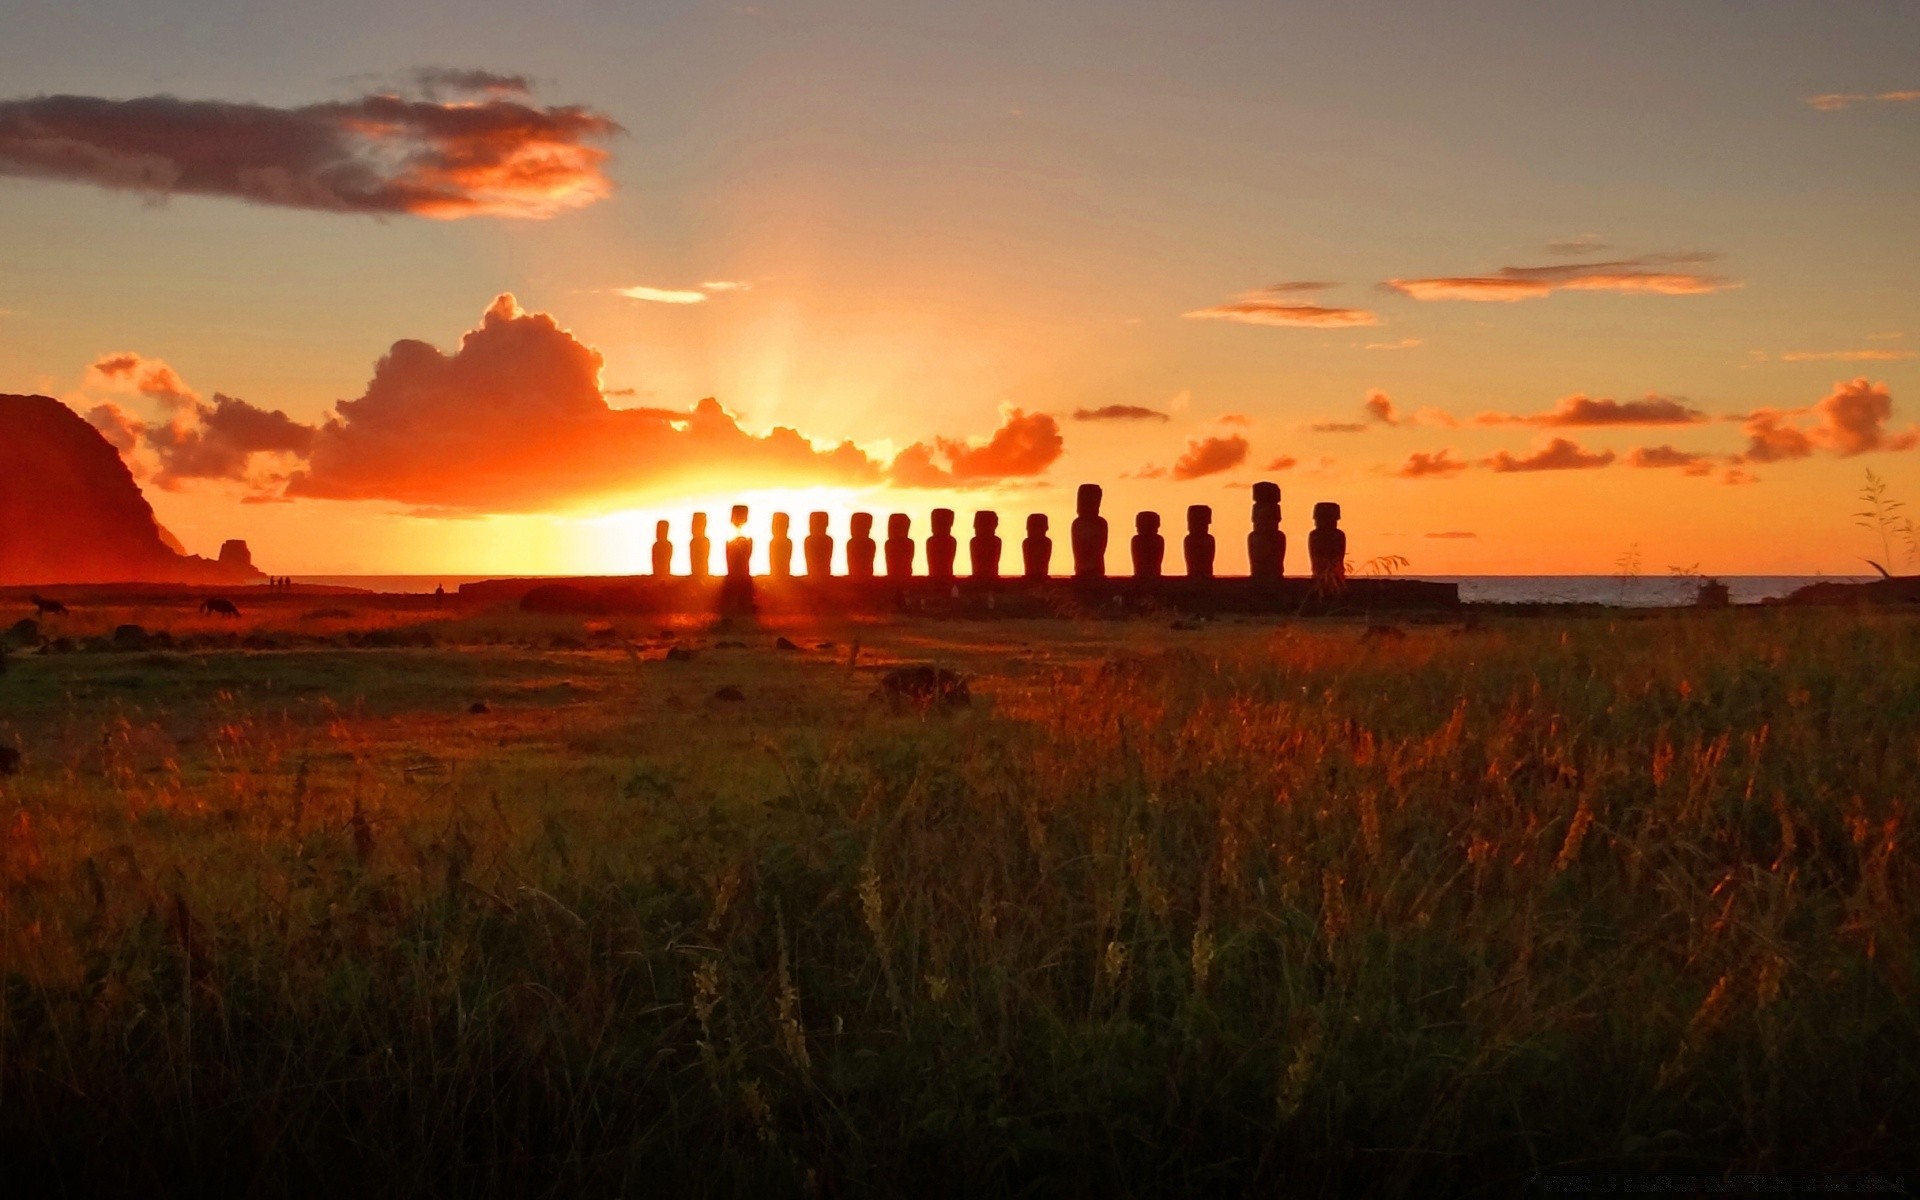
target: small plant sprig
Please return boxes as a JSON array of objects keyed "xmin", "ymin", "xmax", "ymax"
[
  {"xmin": 1355, "ymin": 554, "xmax": 1410, "ymax": 578},
  {"xmin": 1614, "ymin": 543, "xmax": 1643, "ymax": 604},
  {"xmin": 1855, "ymin": 469, "xmax": 1917, "ymax": 577}
]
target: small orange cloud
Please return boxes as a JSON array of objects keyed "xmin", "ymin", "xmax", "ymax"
[
  {"xmin": 890, "ymin": 409, "xmax": 1065, "ymax": 488},
  {"xmin": 1476, "ymin": 394, "xmax": 1707, "ymax": 427},
  {"xmin": 1185, "ymin": 285, "xmax": 1378, "ymax": 328},
  {"xmin": 1626, "ymin": 445, "xmax": 1714, "ymax": 476},
  {"xmin": 1385, "ymin": 254, "xmax": 1732, "ymax": 302},
  {"xmin": 1778, "ymin": 349, "xmax": 1917, "ymax": 362},
  {"xmin": 1265, "ymin": 455, "xmax": 1298, "ymax": 471},
  {"xmin": 1073, "ymin": 404, "xmax": 1168, "ymax": 422},
  {"xmin": 1806, "ymin": 90, "xmax": 1920, "ymax": 112},
  {"xmin": 1171, "ymin": 435, "xmax": 1249, "ymax": 480},
  {"xmin": 1396, "ymin": 449, "xmax": 1467, "ymax": 479},
  {"xmin": 1484, "ymin": 438, "xmax": 1615, "ymax": 473},
  {"xmin": 1735, "ymin": 378, "xmax": 1917, "ymax": 463}
]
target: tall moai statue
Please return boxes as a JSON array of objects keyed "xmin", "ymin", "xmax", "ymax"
[
  {"xmin": 1183, "ymin": 505, "xmax": 1215, "ymax": 579},
  {"xmin": 1071, "ymin": 484, "xmax": 1108, "ymax": 579},
  {"xmin": 884, "ymin": 513, "xmax": 915, "ymax": 580},
  {"xmin": 769, "ymin": 512, "xmax": 795, "ymax": 579},
  {"xmin": 970, "ymin": 511, "xmax": 1002, "ymax": 581},
  {"xmin": 848, "ymin": 512, "xmax": 878, "ymax": 580},
  {"xmin": 1022, "ymin": 514, "xmax": 1052, "ymax": 580},
  {"xmin": 1309, "ymin": 502, "xmax": 1346, "ymax": 585},
  {"xmin": 803, "ymin": 512, "xmax": 834, "ymax": 578},
  {"xmin": 689, "ymin": 512, "xmax": 712, "ymax": 579},
  {"xmin": 725, "ymin": 504, "xmax": 753, "ymax": 580},
  {"xmin": 927, "ymin": 508, "xmax": 958, "ymax": 582},
  {"xmin": 1247, "ymin": 482, "xmax": 1285, "ymax": 581},
  {"xmin": 651, "ymin": 519, "xmax": 673, "ymax": 576},
  {"xmin": 1131, "ymin": 512, "xmax": 1165, "ymax": 580}
]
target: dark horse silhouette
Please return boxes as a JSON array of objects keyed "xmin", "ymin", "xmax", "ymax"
[
  {"xmin": 30, "ymin": 594, "xmax": 69, "ymax": 616},
  {"xmin": 200, "ymin": 597, "xmax": 241, "ymax": 618}
]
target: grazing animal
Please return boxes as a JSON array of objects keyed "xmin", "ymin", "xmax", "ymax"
[
  {"xmin": 30, "ymin": 595, "xmax": 68, "ymax": 616},
  {"xmin": 200, "ymin": 597, "xmax": 241, "ymax": 618}
]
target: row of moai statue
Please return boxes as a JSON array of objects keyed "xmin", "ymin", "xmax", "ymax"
[{"xmin": 649, "ymin": 484, "xmax": 1349, "ymax": 584}]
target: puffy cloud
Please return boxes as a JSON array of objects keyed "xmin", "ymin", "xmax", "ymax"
[
  {"xmin": 1735, "ymin": 378, "xmax": 1917, "ymax": 463},
  {"xmin": 1310, "ymin": 389, "xmax": 1400, "ymax": 432},
  {"xmin": 1170, "ymin": 435, "xmax": 1248, "ymax": 480},
  {"xmin": 286, "ymin": 295, "xmax": 880, "ymax": 509},
  {"xmin": 0, "ymin": 85, "xmax": 619, "ymax": 218},
  {"xmin": 1484, "ymin": 438, "xmax": 1616, "ymax": 473},
  {"xmin": 889, "ymin": 409, "xmax": 1064, "ymax": 488},
  {"xmin": 1778, "ymin": 349, "xmax": 1916, "ymax": 362},
  {"xmin": 1475, "ymin": 394, "xmax": 1707, "ymax": 427},
  {"xmin": 1073, "ymin": 404, "xmax": 1168, "ymax": 422},
  {"xmin": 1264, "ymin": 455, "xmax": 1298, "ymax": 471},
  {"xmin": 1385, "ymin": 254, "xmax": 1731, "ymax": 302},
  {"xmin": 1396, "ymin": 449, "xmax": 1467, "ymax": 479},
  {"xmin": 1806, "ymin": 90, "xmax": 1920, "ymax": 112},
  {"xmin": 80, "ymin": 351, "xmax": 311, "ymax": 488},
  {"xmin": 1184, "ymin": 285, "xmax": 1378, "ymax": 328},
  {"xmin": 1626, "ymin": 445, "xmax": 1714, "ymax": 475}
]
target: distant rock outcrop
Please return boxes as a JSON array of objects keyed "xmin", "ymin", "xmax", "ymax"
[{"xmin": 0, "ymin": 393, "xmax": 265, "ymax": 585}]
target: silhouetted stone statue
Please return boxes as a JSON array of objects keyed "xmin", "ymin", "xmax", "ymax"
[
  {"xmin": 770, "ymin": 512, "xmax": 794, "ymax": 579},
  {"xmin": 1184, "ymin": 505, "xmax": 1215, "ymax": 579},
  {"xmin": 1309, "ymin": 501, "xmax": 1346, "ymax": 585},
  {"xmin": 970, "ymin": 511, "xmax": 1002, "ymax": 580},
  {"xmin": 690, "ymin": 513, "xmax": 712, "ymax": 579},
  {"xmin": 723, "ymin": 505, "xmax": 754, "ymax": 610},
  {"xmin": 651, "ymin": 520, "xmax": 673, "ymax": 576},
  {"xmin": 1131, "ymin": 512, "xmax": 1165, "ymax": 580},
  {"xmin": 927, "ymin": 508, "xmax": 958, "ymax": 582},
  {"xmin": 804, "ymin": 512, "xmax": 833, "ymax": 578},
  {"xmin": 1022, "ymin": 514, "xmax": 1052, "ymax": 579},
  {"xmin": 848, "ymin": 512, "xmax": 878, "ymax": 580},
  {"xmin": 884, "ymin": 514, "xmax": 915, "ymax": 580},
  {"xmin": 1248, "ymin": 482, "xmax": 1284, "ymax": 581},
  {"xmin": 1071, "ymin": 484, "xmax": 1108, "ymax": 579}
]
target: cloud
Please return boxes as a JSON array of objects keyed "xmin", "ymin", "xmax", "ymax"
[
  {"xmin": 1217, "ymin": 413, "xmax": 1253, "ymax": 426},
  {"xmin": 1260, "ymin": 281, "xmax": 1340, "ymax": 293},
  {"xmin": 1474, "ymin": 393, "xmax": 1707, "ymax": 427},
  {"xmin": 1365, "ymin": 337, "xmax": 1423, "ymax": 350},
  {"xmin": 1396, "ymin": 449, "xmax": 1467, "ymax": 479},
  {"xmin": 1309, "ymin": 421, "xmax": 1368, "ymax": 434},
  {"xmin": 1385, "ymin": 254, "xmax": 1732, "ymax": 302},
  {"xmin": 1424, "ymin": 531, "xmax": 1477, "ymax": 539},
  {"xmin": 1170, "ymin": 435, "xmax": 1248, "ymax": 480},
  {"xmin": 1721, "ymin": 468, "xmax": 1760, "ymax": 486},
  {"xmin": 1545, "ymin": 235, "xmax": 1609, "ymax": 255},
  {"xmin": 285, "ymin": 294, "xmax": 880, "ymax": 509},
  {"xmin": 1806, "ymin": 90, "xmax": 1920, "ymax": 112},
  {"xmin": 81, "ymin": 351, "xmax": 313, "ymax": 488},
  {"xmin": 1484, "ymin": 438, "xmax": 1616, "ymax": 473},
  {"xmin": 1264, "ymin": 455, "xmax": 1298, "ymax": 471},
  {"xmin": 0, "ymin": 86, "xmax": 620, "ymax": 218},
  {"xmin": 1310, "ymin": 389, "xmax": 1400, "ymax": 433},
  {"xmin": 1735, "ymin": 378, "xmax": 1917, "ymax": 463},
  {"xmin": 616, "ymin": 285, "xmax": 710, "ymax": 305},
  {"xmin": 1778, "ymin": 349, "xmax": 1916, "ymax": 362},
  {"xmin": 889, "ymin": 409, "xmax": 1064, "ymax": 488},
  {"xmin": 1626, "ymin": 444, "xmax": 1714, "ymax": 476},
  {"xmin": 1184, "ymin": 285, "xmax": 1378, "ymax": 328},
  {"xmin": 406, "ymin": 68, "xmax": 533, "ymax": 98},
  {"xmin": 1073, "ymin": 404, "xmax": 1169, "ymax": 422}
]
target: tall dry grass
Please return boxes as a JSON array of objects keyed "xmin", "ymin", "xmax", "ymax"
[{"xmin": 1, "ymin": 610, "xmax": 1916, "ymax": 1195}]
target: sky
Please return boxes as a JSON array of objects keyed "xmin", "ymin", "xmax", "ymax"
[{"xmin": 2, "ymin": 0, "xmax": 1918, "ymax": 576}]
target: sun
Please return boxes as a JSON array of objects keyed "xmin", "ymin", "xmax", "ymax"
[{"xmin": 579, "ymin": 485, "xmax": 879, "ymax": 576}]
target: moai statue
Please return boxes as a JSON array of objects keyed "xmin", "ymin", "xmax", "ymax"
[
  {"xmin": 1309, "ymin": 502, "xmax": 1347, "ymax": 585},
  {"xmin": 969, "ymin": 511, "xmax": 1002, "ymax": 581},
  {"xmin": 689, "ymin": 512, "xmax": 712, "ymax": 579},
  {"xmin": 1071, "ymin": 484, "xmax": 1108, "ymax": 579},
  {"xmin": 927, "ymin": 508, "xmax": 958, "ymax": 581},
  {"xmin": 769, "ymin": 512, "xmax": 795, "ymax": 579},
  {"xmin": 1131, "ymin": 512, "xmax": 1165, "ymax": 580},
  {"xmin": 803, "ymin": 512, "xmax": 834, "ymax": 578},
  {"xmin": 1183, "ymin": 505, "xmax": 1215, "ymax": 579},
  {"xmin": 1022, "ymin": 514, "xmax": 1052, "ymax": 580},
  {"xmin": 651, "ymin": 519, "xmax": 673, "ymax": 576},
  {"xmin": 724, "ymin": 504, "xmax": 753, "ymax": 580},
  {"xmin": 1247, "ymin": 482, "xmax": 1285, "ymax": 581},
  {"xmin": 884, "ymin": 513, "xmax": 915, "ymax": 580},
  {"xmin": 848, "ymin": 512, "xmax": 878, "ymax": 580}
]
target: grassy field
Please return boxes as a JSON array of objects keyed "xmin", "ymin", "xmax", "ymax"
[{"xmin": 1, "ymin": 597, "xmax": 1916, "ymax": 1196}]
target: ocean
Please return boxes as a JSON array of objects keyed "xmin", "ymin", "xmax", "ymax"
[{"xmin": 291, "ymin": 574, "xmax": 1856, "ymax": 607}]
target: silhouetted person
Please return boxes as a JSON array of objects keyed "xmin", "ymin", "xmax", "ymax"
[
  {"xmin": 1071, "ymin": 484, "xmax": 1108, "ymax": 579},
  {"xmin": 804, "ymin": 512, "xmax": 833, "ymax": 577},
  {"xmin": 927, "ymin": 508, "xmax": 958, "ymax": 582},
  {"xmin": 1022, "ymin": 514, "xmax": 1052, "ymax": 579},
  {"xmin": 434, "ymin": 584, "xmax": 445, "ymax": 607},
  {"xmin": 885, "ymin": 514, "xmax": 915, "ymax": 580},
  {"xmin": 1131, "ymin": 512, "xmax": 1165, "ymax": 580},
  {"xmin": 848, "ymin": 512, "xmax": 878, "ymax": 580},
  {"xmin": 970, "ymin": 511, "xmax": 1002, "ymax": 580},
  {"xmin": 1309, "ymin": 501, "xmax": 1346, "ymax": 586},
  {"xmin": 1248, "ymin": 482, "xmax": 1284, "ymax": 581},
  {"xmin": 690, "ymin": 513, "xmax": 712, "ymax": 579},
  {"xmin": 1184, "ymin": 505, "xmax": 1216, "ymax": 578},
  {"xmin": 651, "ymin": 520, "xmax": 673, "ymax": 575},
  {"xmin": 770, "ymin": 512, "xmax": 794, "ymax": 579}
]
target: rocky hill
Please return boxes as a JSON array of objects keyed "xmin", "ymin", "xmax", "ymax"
[{"xmin": 0, "ymin": 393, "xmax": 264, "ymax": 585}]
